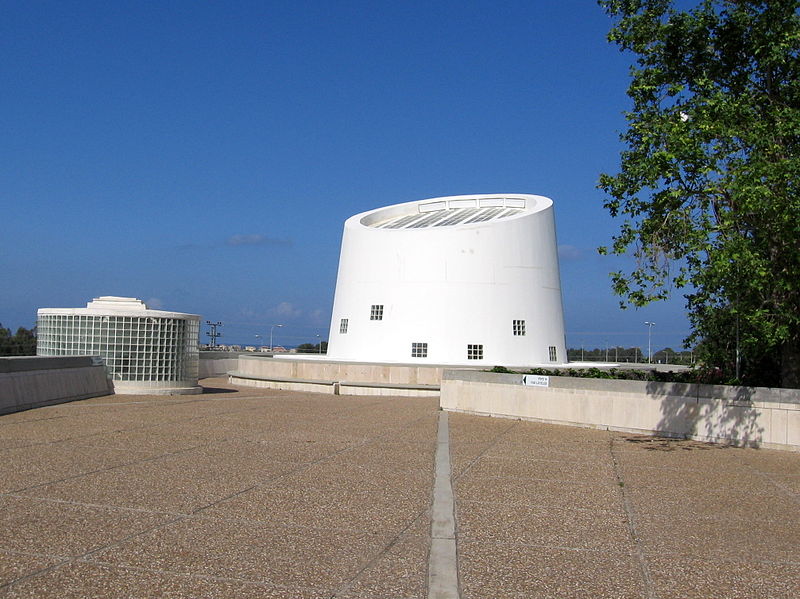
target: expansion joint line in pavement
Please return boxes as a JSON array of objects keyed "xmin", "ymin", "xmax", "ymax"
[
  {"xmin": 428, "ymin": 411, "xmax": 460, "ymax": 599},
  {"xmin": 609, "ymin": 436, "xmax": 656, "ymax": 599}
]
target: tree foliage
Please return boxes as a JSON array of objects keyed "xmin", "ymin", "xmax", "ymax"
[
  {"xmin": 598, "ymin": 0, "xmax": 800, "ymax": 387},
  {"xmin": 296, "ymin": 341, "xmax": 328, "ymax": 354},
  {"xmin": 0, "ymin": 324, "xmax": 37, "ymax": 356}
]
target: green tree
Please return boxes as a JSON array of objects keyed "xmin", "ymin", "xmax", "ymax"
[
  {"xmin": 296, "ymin": 341, "xmax": 327, "ymax": 354},
  {"xmin": 598, "ymin": 0, "xmax": 800, "ymax": 387},
  {"xmin": 0, "ymin": 324, "xmax": 37, "ymax": 356},
  {"xmin": 0, "ymin": 324, "xmax": 11, "ymax": 355}
]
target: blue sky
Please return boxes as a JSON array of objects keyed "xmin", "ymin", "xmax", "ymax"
[{"xmin": 1, "ymin": 0, "xmax": 691, "ymax": 352}]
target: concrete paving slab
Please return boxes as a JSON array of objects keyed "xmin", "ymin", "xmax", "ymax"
[
  {"xmin": 455, "ymin": 475, "xmax": 623, "ymax": 512},
  {"xmin": 65, "ymin": 427, "xmax": 213, "ymax": 454},
  {"xmin": 202, "ymin": 482, "xmax": 429, "ymax": 536},
  {"xmin": 449, "ymin": 413, "xmax": 800, "ymax": 599},
  {"xmin": 624, "ymin": 479, "xmax": 797, "ymax": 521},
  {"xmin": 0, "ymin": 495, "xmax": 175, "ymax": 557},
  {"xmin": 498, "ymin": 422, "xmax": 617, "ymax": 445},
  {"xmin": 637, "ymin": 512, "xmax": 799, "ymax": 562},
  {"xmin": 1, "ymin": 380, "xmax": 799, "ymax": 598},
  {"xmin": 457, "ymin": 501, "xmax": 632, "ymax": 552},
  {"xmin": 617, "ymin": 464, "xmax": 767, "ymax": 489},
  {"xmin": 647, "ymin": 554, "xmax": 800, "ymax": 599},
  {"xmin": 0, "ymin": 551, "xmax": 63, "ymax": 588},
  {"xmin": 318, "ymin": 441, "xmax": 437, "ymax": 472},
  {"xmin": 466, "ymin": 455, "xmax": 616, "ymax": 482},
  {"xmin": 765, "ymin": 472, "xmax": 800, "ymax": 494},
  {"xmin": 337, "ymin": 517, "xmax": 430, "ymax": 599},
  {"xmin": 458, "ymin": 541, "xmax": 646, "ymax": 599},
  {"xmin": 17, "ymin": 446, "xmax": 297, "ymax": 514},
  {"xmin": 338, "ymin": 533, "xmax": 430, "ymax": 599},
  {"xmin": 0, "ymin": 442, "xmax": 155, "ymax": 493},
  {"xmin": 448, "ymin": 413, "xmax": 516, "ymax": 445},
  {"xmin": 90, "ymin": 516, "xmax": 390, "ymax": 588},
  {"xmin": 450, "ymin": 444, "xmax": 495, "ymax": 478},
  {"xmin": 740, "ymin": 449, "xmax": 800, "ymax": 474},
  {"xmin": 4, "ymin": 561, "xmax": 331, "ymax": 599}
]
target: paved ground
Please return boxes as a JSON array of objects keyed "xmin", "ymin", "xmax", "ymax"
[{"xmin": 0, "ymin": 377, "xmax": 798, "ymax": 598}]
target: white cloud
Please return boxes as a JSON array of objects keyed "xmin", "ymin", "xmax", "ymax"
[
  {"xmin": 273, "ymin": 302, "xmax": 303, "ymax": 319},
  {"xmin": 308, "ymin": 308, "xmax": 326, "ymax": 324},
  {"xmin": 558, "ymin": 244, "xmax": 582, "ymax": 260},
  {"xmin": 145, "ymin": 297, "xmax": 164, "ymax": 309},
  {"xmin": 226, "ymin": 234, "xmax": 292, "ymax": 247}
]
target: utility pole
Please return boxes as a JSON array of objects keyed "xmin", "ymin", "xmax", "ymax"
[
  {"xmin": 205, "ymin": 321, "xmax": 223, "ymax": 349},
  {"xmin": 644, "ymin": 321, "xmax": 655, "ymax": 364},
  {"xmin": 270, "ymin": 324, "xmax": 284, "ymax": 352}
]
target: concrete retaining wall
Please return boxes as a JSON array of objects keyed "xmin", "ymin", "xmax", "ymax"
[
  {"xmin": 230, "ymin": 355, "xmax": 447, "ymax": 396},
  {"xmin": 441, "ymin": 370, "xmax": 800, "ymax": 451},
  {"xmin": 199, "ymin": 352, "xmax": 244, "ymax": 378},
  {"xmin": 0, "ymin": 356, "xmax": 113, "ymax": 415}
]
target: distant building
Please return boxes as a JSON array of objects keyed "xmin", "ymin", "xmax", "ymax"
[
  {"xmin": 326, "ymin": 194, "xmax": 567, "ymax": 366},
  {"xmin": 37, "ymin": 296, "xmax": 201, "ymax": 394}
]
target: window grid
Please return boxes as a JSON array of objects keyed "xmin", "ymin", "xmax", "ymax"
[
  {"xmin": 339, "ymin": 318, "xmax": 349, "ymax": 334},
  {"xmin": 467, "ymin": 344, "xmax": 484, "ymax": 360},
  {"xmin": 549, "ymin": 346, "xmax": 558, "ymax": 362},
  {"xmin": 513, "ymin": 319, "xmax": 526, "ymax": 336},
  {"xmin": 411, "ymin": 342, "xmax": 428, "ymax": 358},
  {"xmin": 370, "ymin": 305, "xmax": 384, "ymax": 320},
  {"xmin": 36, "ymin": 313, "xmax": 199, "ymax": 384}
]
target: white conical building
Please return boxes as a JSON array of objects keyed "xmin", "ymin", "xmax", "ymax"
[{"xmin": 326, "ymin": 194, "xmax": 567, "ymax": 366}]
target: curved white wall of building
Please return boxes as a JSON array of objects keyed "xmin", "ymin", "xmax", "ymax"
[{"xmin": 326, "ymin": 194, "xmax": 567, "ymax": 366}]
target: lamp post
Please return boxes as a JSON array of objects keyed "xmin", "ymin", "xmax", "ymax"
[
  {"xmin": 316, "ymin": 334, "xmax": 322, "ymax": 354},
  {"xmin": 644, "ymin": 321, "xmax": 655, "ymax": 364},
  {"xmin": 254, "ymin": 334, "xmax": 262, "ymax": 351},
  {"xmin": 270, "ymin": 324, "xmax": 283, "ymax": 352}
]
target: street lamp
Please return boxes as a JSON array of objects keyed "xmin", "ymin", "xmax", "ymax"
[
  {"xmin": 644, "ymin": 321, "xmax": 655, "ymax": 364},
  {"xmin": 316, "ymin": 334, "xmax": 322, "ymax": 354},
  {"xmin": 270, "ymin": 324, "xmax": 284, "ymax": 352}
]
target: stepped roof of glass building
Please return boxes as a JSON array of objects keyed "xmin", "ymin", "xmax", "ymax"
[{"xmin": 38, "ymin": 297, "xmax": 199, "ymax": 321}]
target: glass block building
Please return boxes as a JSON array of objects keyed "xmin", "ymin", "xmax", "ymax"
[{"xmin": 37, "ymin": 297, "xmax": 201, "ymax": 394}]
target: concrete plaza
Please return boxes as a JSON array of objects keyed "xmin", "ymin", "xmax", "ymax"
[{"xmin": 0, "ymin": 377, "xmax": 798, "ymax": 598}]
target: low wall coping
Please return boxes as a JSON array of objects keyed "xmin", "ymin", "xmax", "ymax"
[
  {"xmin": 442, "ymin": 369, "xmax": 800, "ymax": 406},
  {"xmin": 339, "ymin": 381, "xmax": 440, "ymax": 391},
  {"xmin": 0, "ymin": 356, "xmax": 100, "ymax": 373},
  {"xmin": 237, "ymin": 354, "xmax": 463, "ymax": 370},
  {"xmin": 228, "ymin": 371, "xmax": 337, "ymax": 386},
  {"xmin": 200, "ymin": 352, "xmax": 251, "ymax": 361}
]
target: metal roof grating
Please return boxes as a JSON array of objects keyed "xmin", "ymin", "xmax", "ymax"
[{"xmin": 369, "ymin": 206, "xmax": 524, "ymax": 230}]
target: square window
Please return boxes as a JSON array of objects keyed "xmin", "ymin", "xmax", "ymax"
[
  {"xmin": 467, "ymin": 344, "xmax": 483, "ymax": 360},
  {"xmin": 513, "ymin": 319, "xmax": 526, "ymax": 336},
  {"xmin": 549, "ymin": 346, "xmax": 558, "ymax": 362},
  {"xmin": 370, "ymin": 305, "xmax": 384, "ymax": 321},
  {"xmin": 411, "ymin": 342, "xmax": 428, "ymax": 358},
  {"xmin": 340, "ymin": 318, "xmax": 349, "ymax": 334}
]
